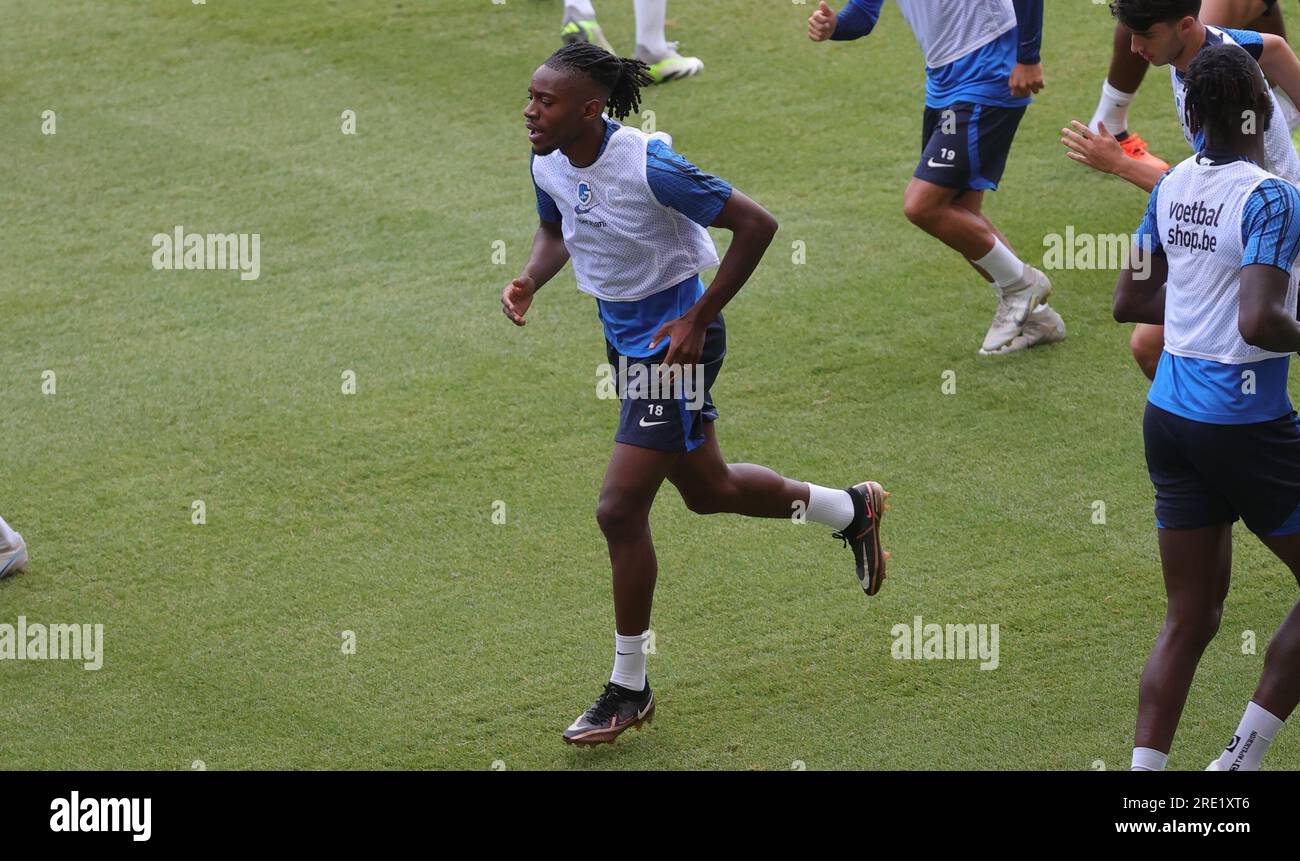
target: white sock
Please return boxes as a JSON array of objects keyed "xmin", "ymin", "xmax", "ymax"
[
  {"xmin": 611, "ymin": 631, "xmax": 649, "ymax": 691},
  {"xmin": 566, "ymin": 0, "xmax": 597, "ymax": 19},
  {"xmin": 1090, "ymin": 80, "xmax": 1135, "ymax": 136},
  {"xmin": 0, "ymin": 515, "xmax": 17, "ymax": 551},
  {"xmin": 1216, "ymin": 701, "xmax": 1285, "ymax": 771},
  {"xmin": 634, "ymin": 0, "xmax": 669, "ymax": 58},
  {"xmin": 972, "ymin": 239, "xmax": 1026, "ymax": 289},
  {"xmin": 805, "ymin": 484, "xmax": 856, "ymax": 530},
  {"xmin": 1131, "ymin": 747, "xmax": 1168, "ymax": 771}
]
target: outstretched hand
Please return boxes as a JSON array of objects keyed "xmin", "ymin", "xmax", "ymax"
[{"xmin": 1061, "ymin": 120, "xmax": 1126, "ymax": 176}]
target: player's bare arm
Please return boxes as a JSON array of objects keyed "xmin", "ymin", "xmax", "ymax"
[
  {"xmin": 1062, "ymin": 120, "xmax": 1165, "ymax": 192},
  {"xmin": 501, "ymin": 218, "xmax": 568, "ymax": 326},
  {"xmin": 1113, "ymin": 247, "xmax": 1168, "ymax": 325},
  {"xmin": 648, "ymin": 189, "xmax": 778, "ymax": 367},
  {"xmin": 1258, "ymin": 33, "xmax": 1300, "ymax": 108},
  {"xmin": 1239, "ymin": 263, "xmax": 1300, "ymax": 351}
]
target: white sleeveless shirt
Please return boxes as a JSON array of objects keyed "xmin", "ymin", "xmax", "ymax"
[
  {"xmin": 1156, "ymin": 155, "xmax": 1298, "ymax": 365},
  {"xmin": 530, "ymin": 124, "xmax": 720, "ymax": 302}
]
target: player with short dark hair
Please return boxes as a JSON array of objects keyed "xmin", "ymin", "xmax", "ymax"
[
  {"xmin": 1087, "ymin": 1, "xmax": 1294, "ymax": 176},
  {"xmin": 508, "ymin": 42, "xmax": 891, "ymax": 746},
  {"xmin": 1114, "ymin": 43, "xmax": 1300, "ymax": 771},
  {"xmin": 808, "ymin": 0, "xmax": 1063, "ymax": 357}
]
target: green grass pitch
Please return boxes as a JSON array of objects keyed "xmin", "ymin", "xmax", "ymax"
[{"xmin": 1, "ymin": 0, "xmax": 1297, "ymax": 770}]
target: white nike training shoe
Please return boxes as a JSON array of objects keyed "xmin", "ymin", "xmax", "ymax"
[
  {"xmin": 979, "ymin": 304, "xmax": 1066, "ymax": 356},
  {"xmin": 561, "ymin": 15, "xmax": 616, "ymax": 54},
  {"xmin": 0, "ymin": 533, "xmax": 28, "ymax": 580},
  {"xmin": 638, "ymin": 43, "xmax": 704, "ymax": 84},
  {"xmin": 981, "ymin": 265, "xmax": 1053, "ymax": 353}
]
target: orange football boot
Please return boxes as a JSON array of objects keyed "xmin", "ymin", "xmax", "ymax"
[{"xmin": 1117, "ymin": 132, "xmax": 1169, "ymax": 172}]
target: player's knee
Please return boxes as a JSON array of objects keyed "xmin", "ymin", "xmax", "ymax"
[
  {"xmin": 1132, "ymin": 349, "xmax": 1161, "ymax": 381},
  {"xmin": 595, "ymin": 496, "xmax": 649, "ymax": 536},
  {"xmin": 676, "ymin": 470, "xmax": 734, "ymax": 515},
  {"xmin": 1130, "ymin": 329, "xmax": 1162, "ymax": 380},
  {"xmin": 680, "ymin": 486, "xmax": 726, "ymax": 516},
  {"xmin": 1166, "ymin": 604, "xmax": 1223, "ymax": 647},
  {"xmin": 902, "ymin": 194, "xmax": 936, "ymax": 229}
]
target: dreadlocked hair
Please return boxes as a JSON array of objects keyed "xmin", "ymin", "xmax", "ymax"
[
  {"xmin": 1182, "ymin": 43, "xmax": 1271, "ymax": 146},
  {"xmin": 544, "ymin": 42, "xmax": 654, "ymax": 120}
]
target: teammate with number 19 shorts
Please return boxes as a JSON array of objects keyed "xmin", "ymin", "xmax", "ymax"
[{"xmin": 809, "ymin": 0, "xmax": 1065, "ymax": 356}]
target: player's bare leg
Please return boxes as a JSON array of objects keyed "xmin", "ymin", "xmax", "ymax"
[
  {"xmin": 666, "ymin": 424, "xmax": 809, "ymax": 518},
  {"xmin": 1202, "ymin": 529, "xmax": 1300, "ymax": 769},
  {"xmin": 1204, "ymin": 0, "xmax": 1282, "ymax": 35},
  {"xmin": 605, "ymin": 419, "xmax": 892, "ymax": 623},
  {"xmin": 1133, "ymin": 523, "xmax": 1233, "ymax": 765},
  {"xmin": 1108, "ymin": 21, "xmax": 1149, "ymax": 93},
  {"xmin": 904, "ymin": 178, "xmax": 1053, "ymax": 353},
  {"xmin": 564, "ymin": 443, "xmax": 673, "ymax": 745},
  {"xmin": 949, "ymin": 191, "xmax": 1065, "ymax": 355},
  {"xmin": 1130, "ymin": 323, "xmax": 1164, "ymax": 380},
  {"xmin": 952, "ymin": 190, "xmax": 1005, "ymax": 282},
  {"xmin": 1253, "ymin": 534, "xmax": 1300, "ymax": 720},
  {"xmin": 598, "ymin": 442, "xmax": 677, "ymax": 636},
  {"xmin": 565, "ymin": 429, "xmax": 889, "ymax": 744},
  {"xmin": 667, "ymin": 423, "xmax": 888, "ymax": 593},
  {"xmin": 1092, "ymin": 24, "xmax": 1168, "ymax": 170},
  {"xmin": 1203, "ymin": 531, "xmax": 1300, "ymax": 768},
  {"xmin": 903, "ymin": 178, "xmax": 998, "ymax": 260},
  {"xmin": 1244, "ymin": 3, "xmax": 1286, "ymax": 38}
]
